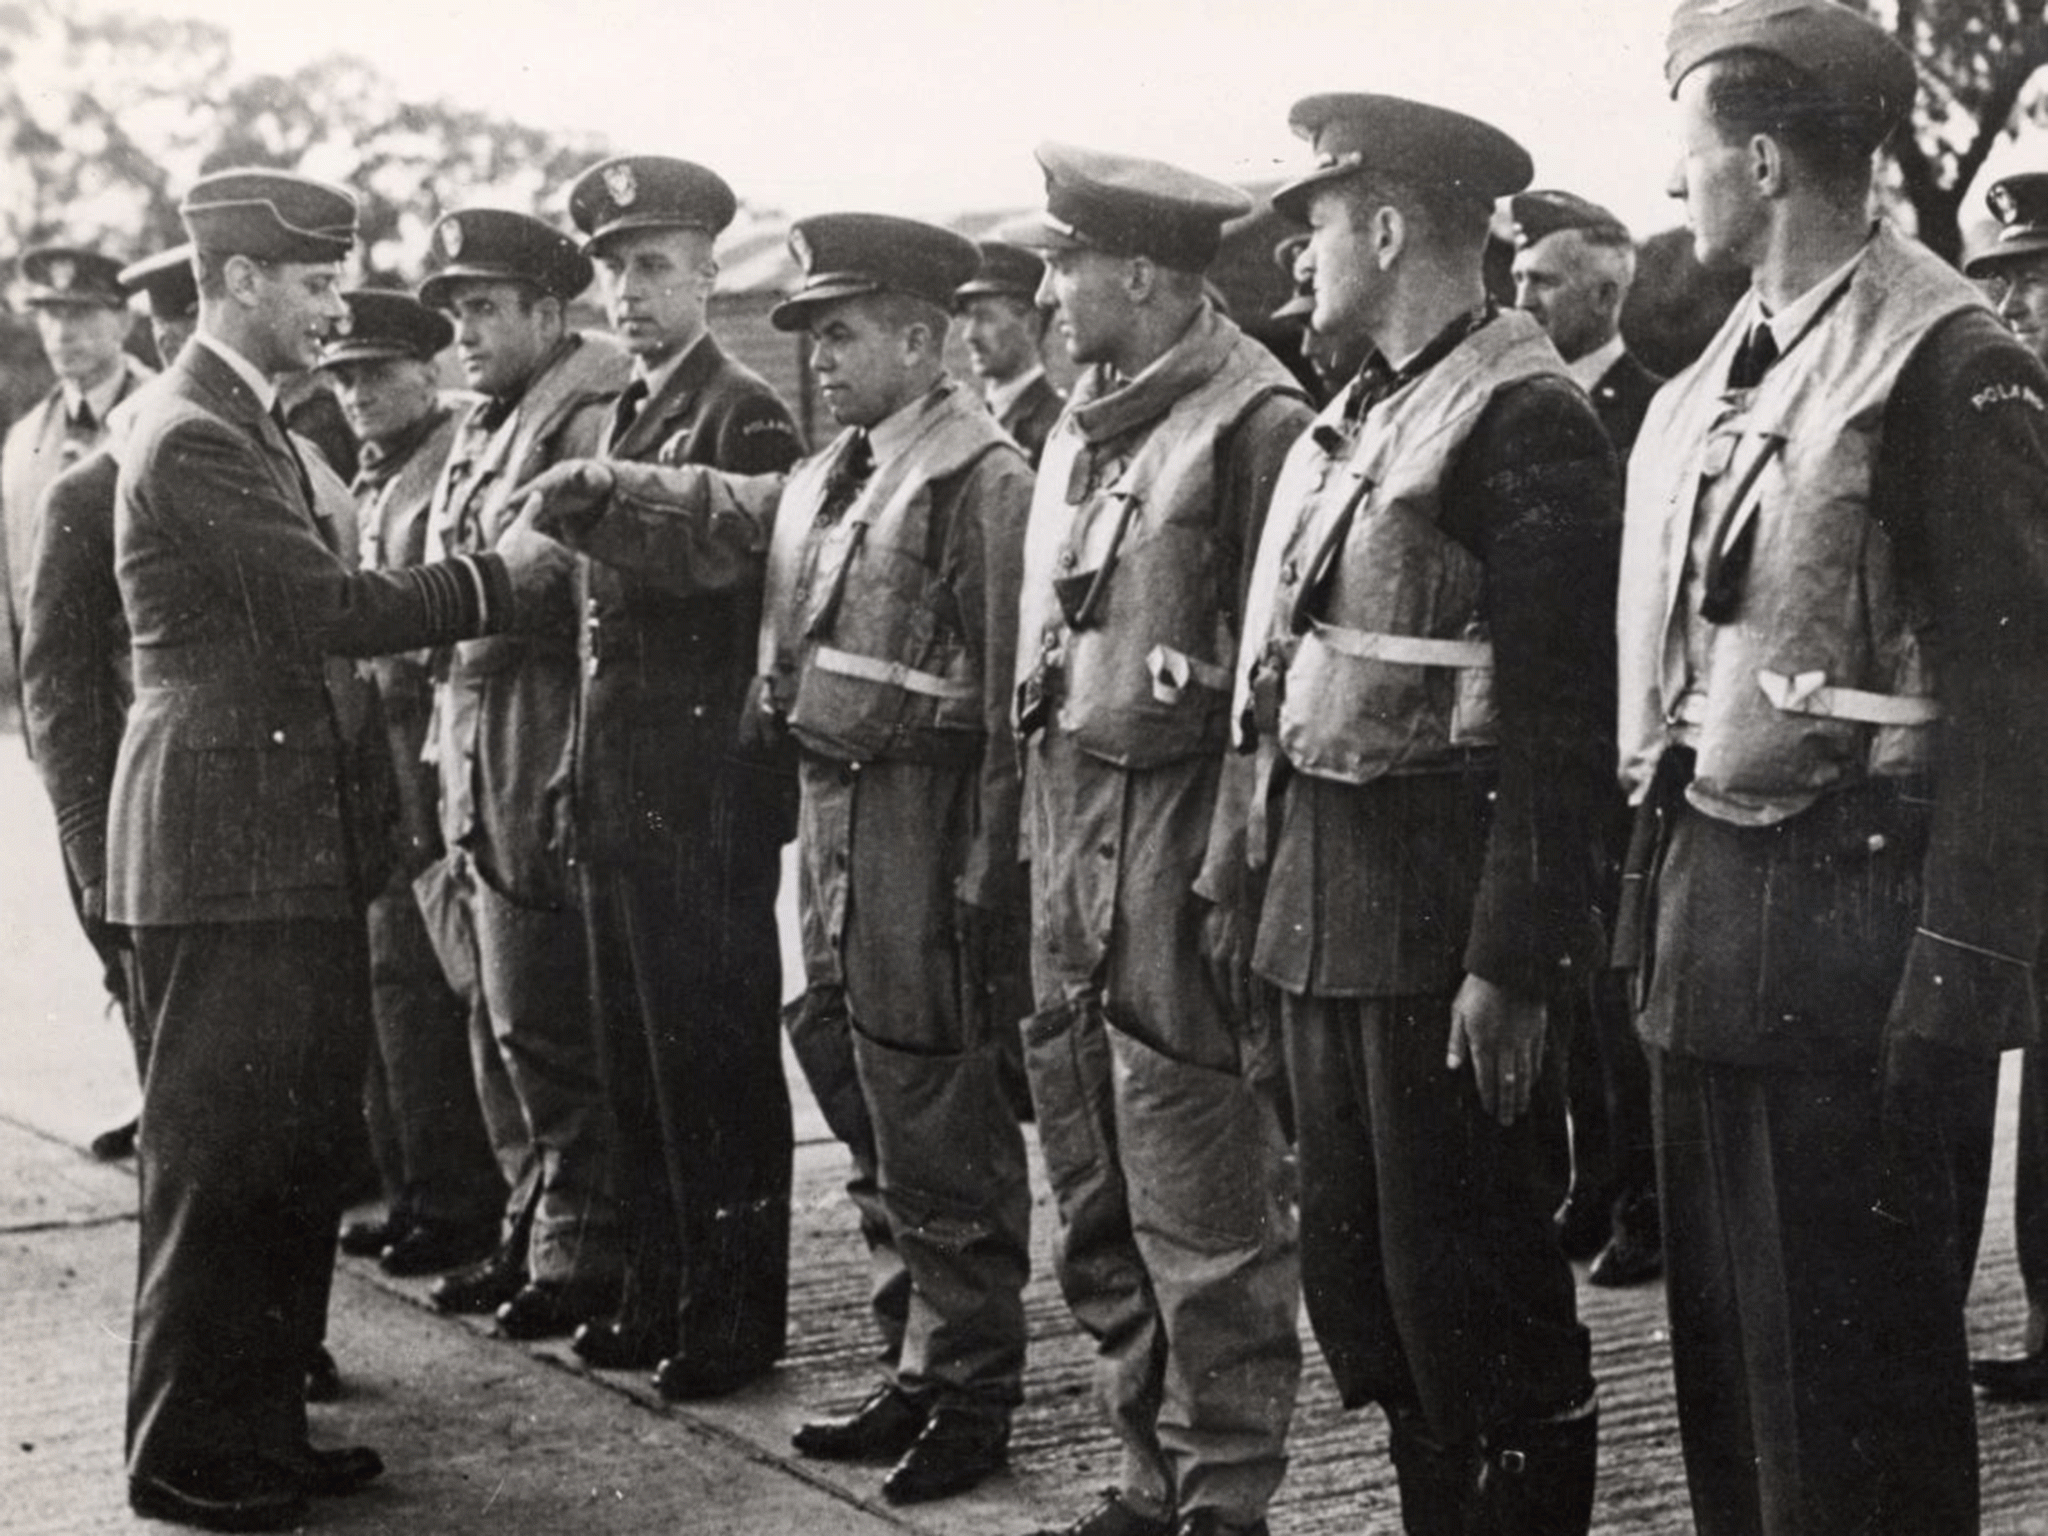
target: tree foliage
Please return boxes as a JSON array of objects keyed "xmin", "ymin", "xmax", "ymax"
[{"xmin": 1850, "ymin": 0, "xmax": 2048, "ymax": 262}]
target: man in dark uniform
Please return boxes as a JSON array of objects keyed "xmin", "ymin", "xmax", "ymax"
[
  {"xmin": 3, "ymin": 244, "xmax": 153, "ymax": 700},
  {"xmin": 1620, "ymin": 5, "xmax": 2048, "ymax": 1530},
  {"xmin": 519, "ymin": 212, "xmax": 1034, "ymax": 1506},
  {"xmin": 317, "ymin": 289, "xmax": 504, "ymax": 1279},
  {"xmin": 111, "ymin": 168, "xmax": 565, "ymax": 1533},
  {"xmin": 414, "ymin": 209, "xmax": 631, "ymax": 1340},
  {"xmin": 18, "ymin": 244, "xmax": 194, "ymax": 1165},
  {"xmin": 1241, "ymin": 95, "xmax": 1616, "ymax": 1531},
  {"xmin": 1963, "ymin": 169, "xmax": 2048, "ymax": 1402},
  {"xmin": 1508, "ymin": 187, "xmax": 1666, "ymax": 1290},
  {"xmin": 1012, "ymin": 143, "xmax": 1312, "ymax": 1536},
  {"xmin": 556, "ymin": 154, "xmax": 805, "ymax": 1399},
  {"xmin": 955, "ymin": 240, "xmax": 1063, "ymax": 466}
]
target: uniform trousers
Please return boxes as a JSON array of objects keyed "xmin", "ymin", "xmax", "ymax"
[
  {"xmin": 126, "ymin": 920, "xmax": 368, "ymax": 1482},
  {"xmin": 362, "ymin": 875, "xmax": 503, "ymax": 1230},
  {"xmin": 1025, "ymin": 733, "xmax": 1300, "ymax": 1523},
  {"xmin": 580, "ymin": 786, "xmax": 792, "ymax": 1369},
  {"xmin": 1280, "ymin": 993, "xmax": 1589, "ymax": 1443},
  {"xmin": 798, "ymin": 751, "xmax": 1029, "ymax": 1414},
  {"xmin": 1651, "ymin": 1047, "xmax": 1983, "ymax": 1536}
]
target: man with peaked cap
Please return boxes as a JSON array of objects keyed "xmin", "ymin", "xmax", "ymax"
[
  {"xmin": 1619, "ymin": 3, "xmax": 2048, "ymax": 1530},
  {"xmin": 518, "ymin": 209, "xmax": 1033, "ymax": 1504},
  {"xmin": 1012, "ymin": 141, "xmax": 1312, "ymax": 1536},
  {"xmin": 110, "ymin": 167, "xmax": 566, "ymax": 1532},
  {"xmin": 1962, "ymin": 169, "xmax": 2048, "ymax": 1405},
  {"xmin": 2, "ymin": 244, "xmax": 153, "ymax": 702},
  {"xmin": 956, "ymin": 240, "xmax": 1063, "ymax": 466},
  {"xmin": 556, "ymin": 153, "xmax": 805, "ymax": 1398},
  {"xmin": 14, "ymin": 244, "xmax": 191, "ymax": 1167},
  {"xmin": 315, "ymin": 289, "xmax": 505, "ymax": 1282},
  {"xmin": 410, "ymin": 207, "xmax": 632, "ymax": 1342},
  {"xmin": 1238, "ymin": 95, "xmax": 1616, "ymax": 1532},
  {"xmin": 1506, "ymin": 187, "xmax": 1667, "ymax": 1293}
]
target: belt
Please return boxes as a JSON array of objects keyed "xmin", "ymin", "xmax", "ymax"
[
  {"xmin": 1309, "ymin": 621, "xmax": 1493, "ymax": 670},
  {"xmin": 1757, "ymin": 669, "xmax": 1941, "ymax": 727},
  {"xmin": 809, "ymin": 644, "xmax": 975, "ymax": 701}
]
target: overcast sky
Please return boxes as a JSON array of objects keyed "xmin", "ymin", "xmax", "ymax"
[{"xmin": 160, "ymin": 0, "xmax": 1689, "ymax": 235}]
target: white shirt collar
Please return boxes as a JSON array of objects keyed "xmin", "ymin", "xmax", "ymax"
[
  {"xmin": 985, "ymin": 364, "xmax": 1046, "ymax": 420},
  {"xmin": 633, "ymin": 331, "xmax": 708, "ymax": 397},
  {"xmin": 866, "ymin": 377, "xmax": 952, "ymax": 469},
  {"xmin": 1565, "ymin": 334, "xmax": 1627, "ymax": 394},
  {"xmin": 59, "ymin": 362, "xmax": 131, "ymax": 425},
  {"xmin": 196, "ymin": 332, "xmax": 278, "ymax": 412},
  {"xmin": 1747, "ymin": 237, "xmax": 1871, "ymax": 348}
]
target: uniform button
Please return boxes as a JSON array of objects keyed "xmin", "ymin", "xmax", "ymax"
[
  {"xmin": 586, "ymin": 598, "xmax": 599, "ymax": 615},
  {"xmin": 1098, "ymin": 842, "xmax": 1115, "ymax": 859},
  {"xmin": 270, "ymin": 729, "xmax": 286, "ymax": 744},
  {"xmin": 1281, "ymin": 560, "xmax": 1298, "ymax": 584},
  {"xmin": 1058, "ymin": 551, "xmax": 1077, "ymax": 571}
]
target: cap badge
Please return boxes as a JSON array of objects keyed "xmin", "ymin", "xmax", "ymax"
[
  {"xmin": 788, "ymin": 225, "xmax": 813, "ymax": 271},
  {"xmin": 47, "ymin": 258, "xmax": 76, "ymax": 290},
  {"xmin": 1992, "ymin": 184, "xmax": 2019, "ymax": 224},
  {"xmin": 439, "ymin": 216, "xmax": 463, "ymax": 259},
  {"xmin": 604, "ymin": 162, "xmax": 638, "ymax": 210}
]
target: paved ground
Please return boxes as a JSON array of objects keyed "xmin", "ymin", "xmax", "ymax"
[{"xmin": 1, "ymin": 741, "xmax": 2046, "ymax": 1534}]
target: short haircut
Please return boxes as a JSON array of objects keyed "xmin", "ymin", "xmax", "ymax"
[
  {"xmin": 1331, "ymin": 170, "xmax": 1493, "ymax": 255},
  {"xmin": 1700, "ymin": 49, "xmax": 1877, "ymax": 191},
  {"xmin": 1551, "ymin": 225, "xmax": 1638, "ymax": 296},
  {"xmin": 867, "ymin": 289, "xmax": 952, "ymax": 351}
]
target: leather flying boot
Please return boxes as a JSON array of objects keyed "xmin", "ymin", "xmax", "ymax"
[
  {"xmin": 1388, "ymin": 1405, "xmax": 1477, "ymax": 1536},
  {"xmin": 1471, "ymin": 1396, "xmax": 1599, "ymax": 1536},
  {"xmin": 793, "ymin": 1381, "xmax": 930, "ymax": 1461},
  {"xmin": 881, "ymin": 1406, "xmax": 1009, "ymax": 1504},
  {"xmin": 429, "ymin": 1244, "xmax": 526, "ymax": 1314}
]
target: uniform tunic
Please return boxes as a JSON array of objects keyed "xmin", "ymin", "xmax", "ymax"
[{"xmin": 574, "ymin": 332, "xmax": 804, "ymax": 1371}]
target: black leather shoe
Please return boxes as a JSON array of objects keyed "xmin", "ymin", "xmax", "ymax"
[
  {"xmin": 1554, "ymin": 1189, "xmax": 1611, "ymax": 1262},
  {"xmin": 793, "ymin": 1382, "xmax": 931, "ymax": 1461},
  {"xmin": 572, "ymin": 1317, "xmax": 670, "ymax": 1371},
  {"xmin": 495, "ymin": 1280, "xmax": 605, "ymax": 1340},
  {"xmin": 881, "ymin": 1407, "xmax": 1009, "ymax": 1504},
  {"xmin": 380, "ymin": 1219, "xmax": 496, "ymax": 1277},
  {"xmin": 1173, "ymin": 1515, "xmax": 1269, "ymax": 1536},
  {"xmin": 1028, "ymin": 1487, "xmax": 1177, "ymax": 1536},
  {"xmin": 129, "ymin": 1463, "xmax": 308, "ymax": 1532},
  {"xmin": 429, "ymin": 1248, "xmax": 526, "ymax": 1315},
  {"xmin": 340, "ymin": 1213, "xmax": 405, "ymax": 1258},
  {"xmin": 90, "ymin": 1118, "xmax": 138, "ymax": 1161},
  {"xmin": 1972, "ymin": 1349, "xmax": 2048, "ymax": 1401},
  {"xmin": 269, "ymin": 1442, "xmax": 385, "ymax": 1497},
  {"xmin": 652, "ymin": 1354, "xmax": 769, "ymax": 1401},
  {"xmin": 303, "ymin": 1344, "xmax": 342, "ymax": 1403}
]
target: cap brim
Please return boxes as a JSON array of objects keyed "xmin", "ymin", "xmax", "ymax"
[
  {"xmin": 953, "ymin": 279, "xmax": 1037, "ymax": 304},
  {"xmin": 418, "ymin": 263, "xmax": 536, "ymax": 310},
  {"xmin": 1965, "ymin": 231, "xmax": 2048, "ymax": 278},
  {"xmin": 1270, "ymin": 164, "xmax": 1356, "ymax": 226},
  {"xmin": 581, "ymin": 214, "xmax": 719, "ymax": 254},
  {"xmin": 316, "ymin": 340, "xmax": 422, "ymax": 368},
  {"xmin": 769, "ymin": 277, "xmax": 884, "ymax": 332}
]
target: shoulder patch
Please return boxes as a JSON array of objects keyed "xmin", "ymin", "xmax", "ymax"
[
  {"xmin": 1972, "ymin": 379, "xmax": 2046, "ymax": 415},
  {"xmin": 743, "ymin": 417, "xmax": 796, "ymax": 437}
]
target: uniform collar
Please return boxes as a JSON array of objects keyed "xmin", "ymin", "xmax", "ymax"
[
  {"xmin": 1745, "ymin": 234, "xmax": 1872, "ymax": 357},
  {"xmin": 59, "ymin": 362, "xmax": 132, "ymax": 425},
  {"xmin": 985, "ymin": 364, "xmax": 1046, "ymax": 420},
  {"xmin": 195, "ymin": 331, "xmax": 278, "ymax": 412},
  {"xmin": 866, "ymin": 377, "xmax": 955, "ymax": 470},
  {"xmin": 633, "ymin": 330, "xmax": 709, "ymax": 402},
  {"xmin": 1565, "ymin": 333, "xmax": 1627, "ymax": 393}
]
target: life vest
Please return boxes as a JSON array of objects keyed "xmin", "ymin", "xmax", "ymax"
[
  {"xmin": 760, "ymin": 384, "xmax": 1016, "ymax": 765},
  {"xmin": 1239, "ymin": 309, "xmax": 1562, "ymax": 785},
  {"xmin": 1618, "ymin": 224, "xmax": 1979, "ymax": 825},
  {"xmin": 1017, "ymin": 310, "xmax": 1302, "ymax": 769}
]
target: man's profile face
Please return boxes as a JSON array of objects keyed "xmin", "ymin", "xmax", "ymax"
[
  {"xmin": 247, "ymin": 261, "xmax": 348, "ymax": 375},
  {"xmin": 34, "ymin": 302, "xmax": 129, "ymax": 388},
  {"xmin": 329, "ymin": 355, "xmax": 441, "ymax": 446},
  {"xmin": 1037, "ymin": 247, "xmax": 1132, "ymax": 368},
  {"xmin": 1984, "ymin": 255, "xmax": 2048, "ymax": 366},
  {"xmin": 595, "ymin": 228, "xmax": 715, "ymax": 362},
  {"xmin": 1669, "ymin": 68, "xmax": 1767, "ymax": 273},
  {"xmin": 808, "ymin": 296, "xmax": 919, "ymax": 428},
  {"xmin": 1304, "ymin": 187, "xmax": 1385, "ymax": 344},
  {"xmin": 960, "ymin": 295, "xmax": 1040, "ymax": 385},
  {"xmin": 1512, "ymin": 232, "xmax": 1611, "ymax": 364},
  {"xmin": 442, "ymin": 280, "xmax": 554, "ymax": 397}
]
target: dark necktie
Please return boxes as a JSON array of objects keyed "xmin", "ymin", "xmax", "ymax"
[
  {"xmin": 817, "ymin": 431, "xmax": 873, "ymax": 525},
  {"xmin": 609, "ymin": 377, "xmax": 650, "ymax": 448},
  {"xmin": 67, "ymin": 400, "xmax": 97, "ymax": 440},
  {"xmin": 1727, "ymin": 321, "xmax": 1779, "ymax": 391}
]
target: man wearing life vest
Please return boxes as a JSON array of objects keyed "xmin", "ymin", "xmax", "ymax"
[
  {"xmin": 515, "ymin": 212, "xmax": 1035, "ymax": 1508},
  {"xmin": 1241, "ymin": 95, "xmax": 1619, "ymax": 1532},
  {"xmin": 1014, "ymin": 143, "xmax": 1314, "ymax": 1536},
  {"xmin": 1961, "ymin": 169, "xmax": 2048, "ymax": 1406},
  {"xmin": 1621, "ymin": 4, "xmax": 2048, "ymax": 1531}
]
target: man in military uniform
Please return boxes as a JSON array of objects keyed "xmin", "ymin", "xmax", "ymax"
[
  {"xmin": 316, "ymin": 289, "xmax": 504, "ymax": 1280},
  {"xmin": 1962, "ymin": 170, "xmax": 2048, "ymax": 1403},
  {"xmin": 1621, "ymin": 4, "xmax": 2048, "ymax": 1529},
  {"xmin": 1015, "ymin": 143, "xmax": 1312, "ymax": 1536},
  {"xmin": 1508, "ymin": 187, "xmax": 1666, "ymax": 1291},
  {"xmin": 955, "ymin": 240, "xmax": 1063, "ymax": 466},
  {"xmin": 1270, "ymin": 233, "xmax": 1370, "ymax": 402},
  {"xmin": 3, "ymin": 244, "xmax": 153, "ymax": 698},
  {"xmin": 18, "ymin": 244, "xmax": 195, "ymax": 1165},
  {"xmin": 519, "ymin": 212, "xmax": 1034, "ymax": 1505},
  {"xmin": 1242, "ymin": 97, "xmax": 1615, "ymax": 1531},
  {"xmin": 112, "ymin": 168, "xmax": 565, "ymax": 1533},
  {"xmin": 413, "ymin": 209, "xmax": 631, "ymax": 1341},
  {"xmin": 556, "ymin": 154, "xmax": 805, "ymax": 1399}
]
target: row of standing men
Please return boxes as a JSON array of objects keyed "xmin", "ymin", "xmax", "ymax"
[{"xmin": 9, "ymin": 0, "xmax": 2048, "ymax": 1533}]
